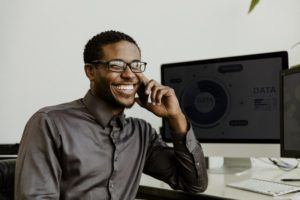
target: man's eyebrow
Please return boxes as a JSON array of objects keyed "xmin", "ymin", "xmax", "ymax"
[{"xmin": 131, "ymin": 59, "xmax": 141, "ymax": 62}]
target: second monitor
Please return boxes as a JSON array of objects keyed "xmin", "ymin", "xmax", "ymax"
[{"xmin": 161, "ymin": 51, "xmax": 288, "ymax": 159}]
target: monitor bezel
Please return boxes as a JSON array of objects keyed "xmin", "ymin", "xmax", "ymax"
[
  {"xmin": 161, "ymin": 51, "xmax": 288, "ymax": 144},
  {"xmin": 280, "ymin": 66, "xmax": 300, "ymax": 158}
]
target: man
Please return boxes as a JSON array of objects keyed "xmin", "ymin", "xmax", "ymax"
[{"xmin": 15, "ymin": 30, "xmax": 208, "ymax": 200}]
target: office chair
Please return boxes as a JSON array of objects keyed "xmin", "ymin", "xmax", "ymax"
[{"xmin": 0, "ymin": 159, "xmax": 16, "ymax": 200}]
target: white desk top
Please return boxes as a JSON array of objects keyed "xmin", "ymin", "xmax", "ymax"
[{"xmin": 140, "ymin": 162, "xmax": 300, "ymax": 200}]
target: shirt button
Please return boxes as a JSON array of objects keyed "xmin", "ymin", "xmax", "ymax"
[
  {"xmin": 196, "ymin": 162, "xmax": 200, "ymax": 166},
  {"xmin": 114, "ymin": 157, "xmax": 118, "ymax": 162}
]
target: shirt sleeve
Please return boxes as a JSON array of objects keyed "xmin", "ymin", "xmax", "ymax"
[
  {"xmin": 15, "ymin": 112, "xmax": 61, "ymax": 200},
  {"xmin": 143, "ymin": 124, "xmax": 208, "ymax": 193}
]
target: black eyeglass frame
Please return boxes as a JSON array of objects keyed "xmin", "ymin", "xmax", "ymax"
[{"xmin": 88, "ymin": 59, "xmax": 147, "ymax": 73}]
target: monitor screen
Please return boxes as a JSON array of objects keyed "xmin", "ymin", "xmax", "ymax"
[
  {"xmin": 281, "ymin": 67, "xmax": 300, "ymax": 158},
  {"xmin": 161, "ymin": 51, "xmax": 288, "ymax": 144}
]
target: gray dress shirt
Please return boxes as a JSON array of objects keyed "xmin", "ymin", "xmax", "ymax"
[{"xmin": 15, "ymin": 91, "xmax": 208, "ymax": 200}]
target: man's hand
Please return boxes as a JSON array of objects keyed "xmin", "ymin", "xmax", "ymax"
[{"xmin": 135, "ymin": 74, "xmax": 188, "ymax": 134}]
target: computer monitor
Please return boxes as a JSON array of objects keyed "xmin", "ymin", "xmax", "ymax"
[
  {"xmin": 161, "ymin": 51, "xmax": 288, "ymax": 172},
  {"xmin": 281, "ymin": 67, "xmax": 300, "ymax": 158}
]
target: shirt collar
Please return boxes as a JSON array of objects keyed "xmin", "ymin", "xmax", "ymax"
[{"xmin": 83, "ymin": 90, "xmax": 126, "ymax": 128}]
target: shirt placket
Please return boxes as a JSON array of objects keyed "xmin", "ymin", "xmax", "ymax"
[{"xmin": 108, "ymin": 121, "xmax": 120, "ymax": 200}]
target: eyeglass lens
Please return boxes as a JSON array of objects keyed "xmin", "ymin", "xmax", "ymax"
[{"xmin": 108, "ymin": 60, "xmax": 145, "ymax": 72}]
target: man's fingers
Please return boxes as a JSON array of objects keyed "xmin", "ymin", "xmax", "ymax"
[
  {"xmin": 155, "ymin": 88, "xmax": 170, "ymax": 105},
  {"xmin": 150, "ymin": 85, "xmax": 164, "ymax": 104}
]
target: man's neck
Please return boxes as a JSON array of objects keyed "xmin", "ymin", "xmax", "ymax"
[{"xmin": 90, "ymin": 89, "xmax": 124, "ymax": 116}]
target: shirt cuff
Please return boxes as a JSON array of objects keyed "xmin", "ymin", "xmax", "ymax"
[{"xmin": 172, "ymin": 125, "xmax": 197, "ymax": 153}]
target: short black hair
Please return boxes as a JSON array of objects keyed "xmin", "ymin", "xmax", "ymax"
[{"xmin": 83, "ymin": 30, "xmax": 140, "ymax": 64}]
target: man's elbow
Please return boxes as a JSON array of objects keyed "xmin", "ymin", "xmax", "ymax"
[
  {"xmin": 185, "ymin": 182, "xmax": 208, "ymax": 193},
  {"xmin": 182, "ymin": 177, "xmax": 208, "ymax": 193}
]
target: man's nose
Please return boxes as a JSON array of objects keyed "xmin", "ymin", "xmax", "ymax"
[{"xmin": 120, "ymin": 66, "xmax": 136, "ymax": 78}]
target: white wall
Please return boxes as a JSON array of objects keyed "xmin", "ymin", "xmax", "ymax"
[{"xmin": 0, "ymin": 0, "xmax": 300, "ymax": 144}]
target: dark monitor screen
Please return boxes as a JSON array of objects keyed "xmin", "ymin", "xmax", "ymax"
[
  {"xmin": 161, "ymin": 51, "xmax": 288, "ymax": 143},
  {"xmin": 281, "ymin": 67, "xmax": 300, "ymax": 158}
]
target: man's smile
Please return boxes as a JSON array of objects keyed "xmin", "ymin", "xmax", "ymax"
[{"xmin": 113, "ymin": 84, "xmax": 137, "ymax": 95}]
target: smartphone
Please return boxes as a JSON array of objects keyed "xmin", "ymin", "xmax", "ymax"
[{"xmin": 137, "ymin": 82, "xmax": 149, "ymax": 104}]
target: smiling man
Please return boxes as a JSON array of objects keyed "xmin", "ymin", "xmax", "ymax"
[{"xmin": 15, "ymin": 30, "xmax": 208, "ymax": 200}]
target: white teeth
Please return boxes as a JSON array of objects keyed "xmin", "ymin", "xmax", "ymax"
[{"xmin": 116, "ymin": 85, "xmax": 134, "ymax": 90}]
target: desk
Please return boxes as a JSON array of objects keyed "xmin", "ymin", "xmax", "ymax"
[{"xmin": 139, "ymin": 163, "xmax": 300, "ymax": 200}]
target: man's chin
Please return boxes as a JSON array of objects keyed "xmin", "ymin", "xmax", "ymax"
[
  {"xmin": 122, "ymin": 101, "xmax": 135, "ymax": 109},
  {"xmin": 124, "ymin": 103, "xmax": 135, "ymax": 109},
  {"xmin": 116, "ymin": 98, "xmax": 135, "ymax": 109}
]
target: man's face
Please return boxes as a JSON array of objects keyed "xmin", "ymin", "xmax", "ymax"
[{"xmin": 91, "ymin": 40, "xmax": 142, "ymax": 110}]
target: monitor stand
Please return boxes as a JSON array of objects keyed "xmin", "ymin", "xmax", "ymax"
[{"xmin": 208, "ymin": 157, "xmax": 252, "ymax": 174}]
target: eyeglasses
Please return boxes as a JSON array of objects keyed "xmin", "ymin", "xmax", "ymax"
[{"xmin": 89, "ymin": 59, "xmax": 147, "ymax": 73}]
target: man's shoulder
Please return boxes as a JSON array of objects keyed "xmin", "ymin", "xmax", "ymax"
[{"xmin": 36, "ymin": 98, "xmax": 84, "ymax": 115}]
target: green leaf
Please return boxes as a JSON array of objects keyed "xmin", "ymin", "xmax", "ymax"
[
  {"xmin": 291, "ymin": 41, "xmax": 300, "ymax": 49},
  {"xmin": 248, "ymin": 0, "xmax": 260, "ymax": 13},
  {"xmin": 291, "ymin": 64, "xmax": 300, "ymax": 69}
]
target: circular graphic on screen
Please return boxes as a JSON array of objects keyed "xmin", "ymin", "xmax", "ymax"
[{"xmin": 181, "ymin": 79, "xmax": 229, "ymax": 128}]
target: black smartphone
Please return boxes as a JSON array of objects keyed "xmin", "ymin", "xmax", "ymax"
[{"xmin": 137, "ymin": 82, "xmax": 149, "ymax": 104}]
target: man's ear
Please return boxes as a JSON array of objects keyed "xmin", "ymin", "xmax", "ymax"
[{"xmin": 84, "ymin": 64, "xmax": 95, "ymax": 81}]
